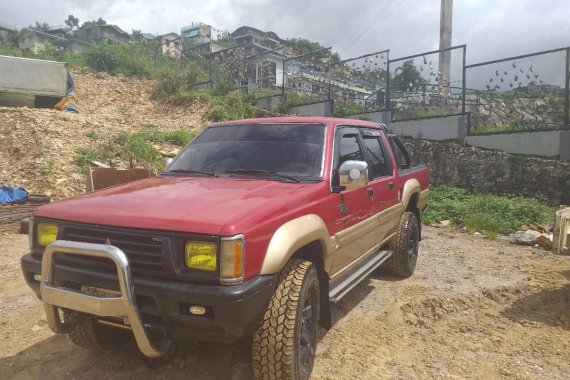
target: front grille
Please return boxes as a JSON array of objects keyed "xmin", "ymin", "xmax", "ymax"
[{"xmin": 60, "ymin": 225, "xmax": 164, "ymax": 271}]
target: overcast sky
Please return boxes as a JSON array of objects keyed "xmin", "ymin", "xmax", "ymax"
[{"xmin": 1, "ymin": 0, "xmax": 568, "ymax": 64}]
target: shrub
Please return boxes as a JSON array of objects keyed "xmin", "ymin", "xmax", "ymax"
[
  {"xmin": 423, "ymin": 185, "xmax": 554, "ymax": 236},
  {"xmin": 208, "ymin": 105, "xmax": 228, "ymax": 121}
]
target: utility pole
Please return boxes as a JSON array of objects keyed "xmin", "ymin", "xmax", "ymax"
[{"xmin": 439, "ymin": 0, "xmax": 453, "ymax": 97}]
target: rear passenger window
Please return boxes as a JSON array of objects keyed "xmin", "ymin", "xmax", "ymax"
[
  {"xmin": 362, "ymin": 136, "xmax": 391, "ymax": 178},
  {"xmin": 389, "ymin": 137, "xmax": 411, "ymax": 170}
]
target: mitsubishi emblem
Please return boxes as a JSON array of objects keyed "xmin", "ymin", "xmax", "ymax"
[{"xmin": 104, "ymin": 238, "xmax": 111, "ymax": 245}]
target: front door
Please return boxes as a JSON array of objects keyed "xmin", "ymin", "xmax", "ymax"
[{"xmin": 330, "ymin": 127, "xmax": 379, "ymax": 275}]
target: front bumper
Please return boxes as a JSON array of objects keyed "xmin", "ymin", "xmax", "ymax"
[{"xmin": 21, "ymin": 241, "xmax": 276, "ymax": 356}]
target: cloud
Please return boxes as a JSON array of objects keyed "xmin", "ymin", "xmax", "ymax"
[{"xmin": 1, "ymin": 0, "xmax": 568, "ymax": 63}]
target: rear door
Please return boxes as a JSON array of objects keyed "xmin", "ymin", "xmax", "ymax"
[{"xmin": 360, "ymin": 129, "xmax": 401, "ymax": 244}]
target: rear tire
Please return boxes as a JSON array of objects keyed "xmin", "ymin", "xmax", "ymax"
[
  {"xmin": 252, "ymin": 260, "xmax": 320, "ymax": 380},
  {"xmin": 66, "ymin": 314, "xmax": 129, "ymax": 351},
  {"xmin": 386, "ymin": 211, "xmax": 420, "ymax": 277}
]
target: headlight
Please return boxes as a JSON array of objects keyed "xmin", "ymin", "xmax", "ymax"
[
  {"xmin": 220, "ymin": 235, "xmax": 245, "ymax": 284},
  {"xmin": 37, "ymin": 223, "xmax": 59, "ymax": 246},
  {"xmin": 185, "ymin": 241, "xmax": 217, "ymax": 271}
]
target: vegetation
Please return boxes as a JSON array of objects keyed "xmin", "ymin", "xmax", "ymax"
[
  {"xmin": 287, "ymin": 38, "xmax": 341, "ymax": 63},
  {"xmin": 278, "ymin": 92, "xmax": 320, "ymax": 113},
  {"xmin": 423, "ymin": 185, "xmax": 554, "ymax": 237},
  {"xmin": 332, "ymin": 101, "xmax": 367, "ymax": 117},
  {"xmin": 73, "ymin": 129, "xmax": 197, "ymax": 173},
  {"xmin": 391, "ymin": 60, "xmax": 427, "ymax": 90}
]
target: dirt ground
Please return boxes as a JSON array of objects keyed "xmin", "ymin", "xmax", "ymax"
[{"xmin": 0, "ymin": 226, "xmax": 569, "ymax": 380}]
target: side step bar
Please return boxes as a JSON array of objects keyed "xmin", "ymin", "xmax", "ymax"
[
  {"xmin": 40, "ymin": 240, "xmax": 167, "ymax": 358},
  {"xmin": 329, "ymin": 249, "xmax": 392, "ymax": 303}
]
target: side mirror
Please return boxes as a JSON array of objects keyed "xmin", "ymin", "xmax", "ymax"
[
  {"xmin": 338, "ymin": 160, "xmax": 369, "ymax": 191},
  {"xmin": 163, "ymin": 157, "xmax": 174, "ymax": 171}
]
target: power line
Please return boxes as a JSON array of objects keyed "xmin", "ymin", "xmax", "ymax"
[{"xmin": 343, "ymin": 0, "xmax": 396, "ymax": 50}]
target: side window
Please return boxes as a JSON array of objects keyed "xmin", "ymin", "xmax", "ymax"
[
  {"xmin": 362, "ymin": 135, "xmax": 391, "ymax": 179},
  {"xmin": 389, "ymin": 136, "xmax": 411, "ymax": 170},
  {"xmin": 338, "ymin": 133, "xmax": 364, "ymax": 166}
]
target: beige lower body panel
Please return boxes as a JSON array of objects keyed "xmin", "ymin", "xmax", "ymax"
[{"xmin": 330, "ymin": 203, "xmax": 402, "ymax": 276}]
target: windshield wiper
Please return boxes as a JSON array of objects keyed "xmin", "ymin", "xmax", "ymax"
[
  {"xmin": 164, "ymin": 169, "xmax": 218, "ymax": 177},
  {"xmin": 221, "ymin": 169, "xmax": 300, "ymax": 183}
]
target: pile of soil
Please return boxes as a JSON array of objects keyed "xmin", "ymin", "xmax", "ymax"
[{"xmin": 0, "ymin": 67, "xmax": 209, "ymax": 200}]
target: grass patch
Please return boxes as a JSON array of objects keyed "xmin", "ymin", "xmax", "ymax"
[
  {"xmin": 423, "ymin": 185, "xmax": 554, "ymax": 236},
  {"xmin": 73, "ymin": 129, "xmax": 197, "ymax": 173}
]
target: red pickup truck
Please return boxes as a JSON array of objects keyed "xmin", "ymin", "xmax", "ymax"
[{"xmin": 21, "ymin": 117, "xmax": 428, "ymax": 380}]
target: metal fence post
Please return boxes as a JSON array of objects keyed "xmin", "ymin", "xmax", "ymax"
[
  {"xmin": 282, "ymin": 55, "xmax": 286, "ymax": 97},
  {"xmin": 564, "ymin": 47, "xmax": 570, "ymax": 129},
  {"xmin": 386, "ymin": 59, "xmax": 391, "ymax": 111},
  {"xmin": 462, "ymin": 45, "xmax": 466, "ymax": 115}
]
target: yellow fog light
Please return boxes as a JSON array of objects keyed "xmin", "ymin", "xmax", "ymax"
[
  {"xmin": 220, "ymin": 235, "xmax": 245, "ymax": 283},
  {"xmin": 185, "ymin": 241, "xmax": 217, "ymax": 271},
  {"xmin": 37, "ymin": 223, "xmax": 59, "ymax": 246}
]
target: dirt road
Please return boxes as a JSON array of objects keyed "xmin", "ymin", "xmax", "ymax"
[{"xmin": 1, "ymin": 226, "xmax": 569, "ymax": 379}]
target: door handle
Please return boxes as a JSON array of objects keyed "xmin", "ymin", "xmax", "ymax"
[
  {"xmin": 367, "ymin": 188, "xmax": 374, "ymax": 197},
  {"xmin": 389, "ymin": 182, "xmax": 395, "ymax": 190}
]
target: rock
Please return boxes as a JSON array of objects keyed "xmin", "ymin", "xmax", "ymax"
[
  {"xmin": 536, "ymin": 233, "xmax": 553, "ymax": 250},
  {"xmin": 510, "ymin": 230, "xmax": 542, "ymax": 246},
  {"xmin": 31, "ymin": 325, "xmax": 43, "ymax": 332},
  {"xmin": 473, "ymin": 232, "xmax": 482, "ymax": 237},
  {"xmin": 440, "ymin": 220, "xmax": 451, "ymax": 228}
]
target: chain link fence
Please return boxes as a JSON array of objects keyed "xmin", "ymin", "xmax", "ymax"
[
  {"xmin": 244, "ymin": 47, "xmax": 285, "ymax": 97},
  {"xmin": 283, "ymin": 47, "xmax": 332, "ymax": 105},
  {"xmin": 330, "ymin": 49, "xmax": 389, "ymax": 116},
  {"xmin": 388, "ymin": 45, "xmax": 466, "ymax": 122},
  {"xmin": 179, "ymin": 39, "xmax": 569, "ymax": 132},
  {"xmin": 465, "ymin": 48, "xmax": 569, "ymax": 134}
]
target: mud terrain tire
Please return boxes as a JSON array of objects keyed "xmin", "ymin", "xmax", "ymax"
[
  {"xmin": 252, "ymin": 260, "xmax": 320, "ymax": 380},
  {"xmin": 66, "ymin": 314, "xmax": 128, "ymax": 351},
  {"xmin": 386, "ymin": 211, "xmax": 420, "ymax": 277}
]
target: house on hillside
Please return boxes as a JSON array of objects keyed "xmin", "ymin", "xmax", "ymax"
[
  {"xmin": 181, "ymin": 22, "xmax": 229, "ymax": 45},
  {"xmin": 231, "ymin": 26, "xmax": 286, "ymax": 56},
  {"xmin": 156, "ymin": 32, "xmax": 182, "ymax": 59},
  {"xmin": 141, "ymin": 33, "xmax": 156, "ymax": 45},
  {"xmin": 19, "ymin": 29, "xmax": 66, "ymax": 54},
  {"xmin": 73, "ymin": 24, "xmax": 131, "ymax": 44}
]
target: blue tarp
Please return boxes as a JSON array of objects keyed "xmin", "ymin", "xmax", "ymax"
[{"xmin": 0, "ymin": 185, "xmax": 29, "ymax": 204}]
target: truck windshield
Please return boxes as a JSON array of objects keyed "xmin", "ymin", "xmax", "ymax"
[{"xmin": 164, "ymin": 123, "xmax": 326, "ymax": 182}]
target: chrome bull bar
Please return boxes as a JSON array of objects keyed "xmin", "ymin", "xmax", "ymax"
[{"xmin": 40, "ymin": 240, "xmax": 167, "ymax": 358}]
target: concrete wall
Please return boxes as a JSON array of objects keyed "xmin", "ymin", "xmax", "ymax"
[
  {"xmin": 403, "ymin": 138, "xmax": 570, "ymax": 204},
  {"xmin": 343, "ymin": 111, "xmax": 391, "ymax": 124},
  {"xmin": 290, "ymin": 100, "xmax": 332, "ymax": 117},
  {"xmin": 466, "ymin": 130, "xmax": 570, "ymax": 160},
  {"xmin": 389, "ymin": 114, "xmax": 468, "ymax": 141},
  {"xmin": 256, "ymin": 94, "xmax": 284, "ymax": 111}
]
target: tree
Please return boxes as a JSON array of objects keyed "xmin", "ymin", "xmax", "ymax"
[
  {"xmin": 81, "ymin": 17, "xmax": 107, "ymax": 29},
  {"xmin": 287, "ymin": 37, "xmax": 341, "ymax": 63},
  {"xmin": 33, "ymin": 22, "xmax": 51, "ymax": 32},
  {"xmin": 64, "ymin": 14, "xmax": 80, "ymax": 30},
  {"xmin": 392, "ymin": 60, "xmax": 426, "ymax": 90},
  {"xmin": 131, "ymin": 29, "xmax": 144, "ymax": 43}
]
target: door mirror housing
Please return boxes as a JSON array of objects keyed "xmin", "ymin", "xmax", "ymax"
[
  {"xmin": 163, "ymin": 157, "xmax": 174, "ymax": 171},
  {"xmin": 338, "ymin": 160, "xmax": 369, "ymax": 191}
]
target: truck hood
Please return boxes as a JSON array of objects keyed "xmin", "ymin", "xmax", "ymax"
[{"xmin": 34, "ymin": 176, "xmax": 310, "ymax": 235}]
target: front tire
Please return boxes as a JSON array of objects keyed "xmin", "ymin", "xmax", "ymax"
[
  {"xmin": 386, "ymin": 211, "xmax": 420, "ymax": 277},
  {"xmin": 66, "ymin": 313, "xmax": 129, "ymax": 351},
  {"xmin": 252, "ymin": 260, "xmax": 320, "ymax": 380}
]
